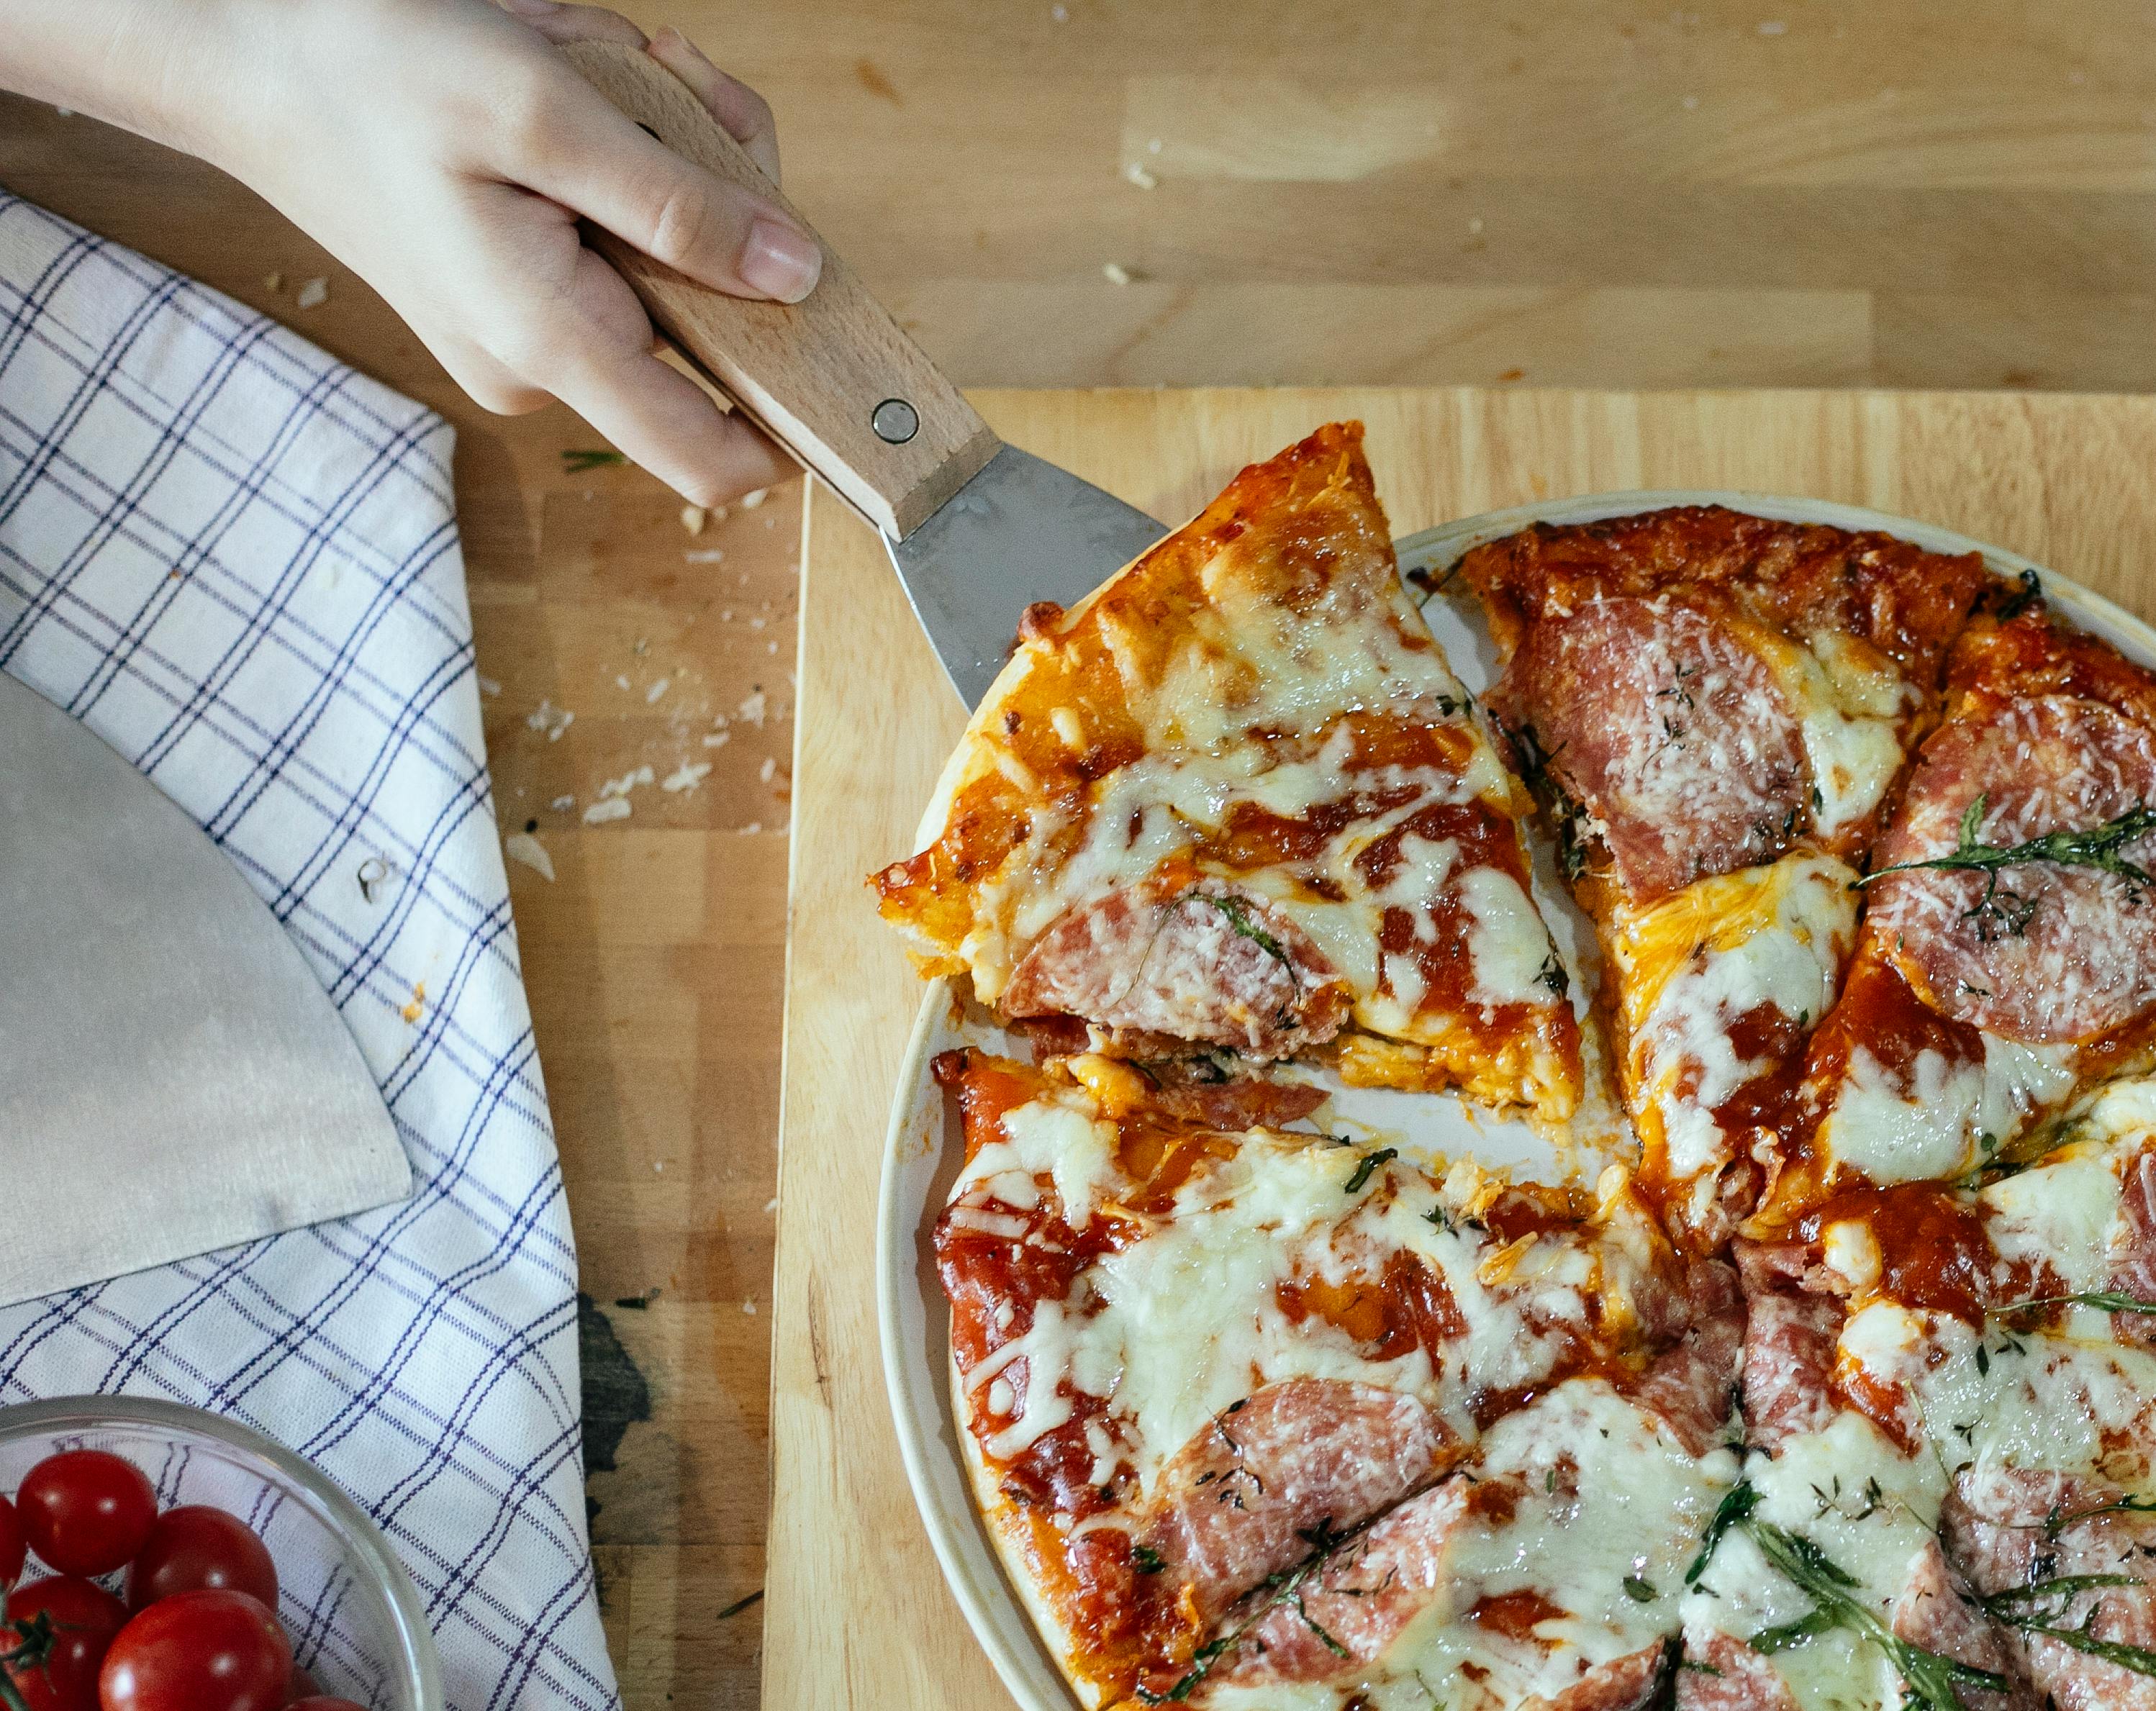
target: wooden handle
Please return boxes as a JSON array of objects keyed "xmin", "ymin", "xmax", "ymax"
[{"xmin": 561, "ymin": 40, "xmax": 998, "ymax": 539}]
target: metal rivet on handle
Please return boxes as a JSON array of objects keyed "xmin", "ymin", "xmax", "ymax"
[{"xmin": 871, "ymin": 398, "xmax": 920, "ymax": 445}]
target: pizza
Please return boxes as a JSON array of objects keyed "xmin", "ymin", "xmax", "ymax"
[
  {"xmin": 871, "ymin": 424, "xmax": 1583, "ymax": 1122},
  {"xmin": 876, "ymin": 432, "xmax": 2156, "ymax": 1711}
]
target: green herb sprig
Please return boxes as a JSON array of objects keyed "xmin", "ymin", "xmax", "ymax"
[
  {"xmin": 560, "ymin": 448, "xmax": 628, "ymax": 472},
  {"xmin": 1342, "ymin": 1148, "xmax": 1398, "ymax": 1195},
  {"xmin": 1982, "ymin": 1574, "xmax": 2156, "ymax": 1679},
  {"xmin": 1856, "ymin": 794, "xmax": 2156, "ymax": 940},
  {"xmin": 1995, "ymin": 1290, "xmax": 2156, "ymax": 1319},
  {"xmin": 1192, "ymin": 893, "xmax": 1296, "ymax": 977}
]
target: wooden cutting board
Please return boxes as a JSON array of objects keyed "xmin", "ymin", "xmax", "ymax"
[{"xmin": 766, "ymin": 385, "xmax": 2156, "ymax": 1708}]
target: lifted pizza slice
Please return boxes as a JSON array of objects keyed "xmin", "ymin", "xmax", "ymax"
[
  {"xmin": 1457, "ymin": 507, "xmax": 1996, "ymax": 1246},
  {"xmin": 930, "ymin": 1048, "xmax": 1741, "ymax": 1709},
  {"xmin": 1757, "ymin": 599, "xmax": 2156, "ymax": 1225},
  {"xmin": 874, "ymin": 423, "xmax": 1581, "ymax": 1120}
]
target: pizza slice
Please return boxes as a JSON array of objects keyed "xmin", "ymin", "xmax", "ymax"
[
  {"xmin": 931, "ymin": 1047, "xmax": 1743, "ymax": 1709},
  {"xmin": 1456, "ymin": 507, "xmax": 1996, "ymax": 1247},
  {"xmin": 874, "ymin": 423, "xmax": 1582, "ymax": 1120},
  {"xmin": 1682, "ymin": 1076, "xmax": 2156, "ymax": 1710},
  {"xmin": 1755, "ymin": 597, "xmax": 2156, "ymax": 1226}
]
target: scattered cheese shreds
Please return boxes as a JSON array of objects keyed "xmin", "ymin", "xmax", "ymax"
[
  {"xmin": 738, "ymin": 690, "xmax": 768, "ymax": 727},
  {"xmin": 702, "ymin": 730, "xmax": 732, "ymax": 749},
  {"xmin": 758, "ymin": 755, "xmax": 778, "ymax": 784},
  {"xmin": 550, "ymin": 793, "xmax": 576, "ymax": 812},
  {"xmin": 263, "ymin": 272, "xmax": 283, "ymax": 293},
  {"xmin": 599, "ymin": 764, "xmax": 655, "ymax": 800},
  {"xmin": 582, "ymin": 796, "xmax": 633, "ymax": 825},
  {"xmin": 645, "ymin": 676, "xmax": 671, "ymax": 704},
  {"xmin": 296, "ymin": 276, "xmax": 330, "ymax": 309},
  {"xmin": 662, "ymin": 761, "xmax": 713, "ymax": 794},
  {"xmin": 504, "ymin": 831, "xmax": 556, "ymax": 881},
  {"xmin": 525, "ymin": 699, "xmax": 574, "ymax": 741},
  {"xmin": 1102, "ymin": 260, "xmax": 1133, "ymax": 286},
  {"xmin": 685, "ymin": 548, "xmax": 726, "ymax": 563},
  {"xmin": 740, "ymin": 821, "xmax": 763, "ymax": 835},
  {"xmin": 739, "ymin": 487, "xmax": 768, "ymax": 509},
  {"xmin": 681, "ymin": 504, "xmax": 708, "ymax": 535},
  {"xmin": 476, "ymin": 675, "xmax": 502, "ymax": 696},
  {"xmin": 1123, "ymin": 162, "xmax": 1159, "ymax": 190}
]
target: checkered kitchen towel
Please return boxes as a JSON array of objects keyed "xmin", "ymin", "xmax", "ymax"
[{"xmin": 0, "ymin": 192, "xmax": 616, "ymax": 1711}]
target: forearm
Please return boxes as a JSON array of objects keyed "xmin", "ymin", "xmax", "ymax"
[{"xmin": 0, "ymin": 0, "xmax": 243, "ymax": 159}]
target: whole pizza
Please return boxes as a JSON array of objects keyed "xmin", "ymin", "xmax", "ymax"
[{"xmin": 871, "ymin": 423, "xmax": 2156, "ymax": 1711}]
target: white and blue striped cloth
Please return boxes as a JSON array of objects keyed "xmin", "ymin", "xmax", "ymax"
[{"xmin": 0, "ymin": 191, "xmax": 616, "ymax": 1711}]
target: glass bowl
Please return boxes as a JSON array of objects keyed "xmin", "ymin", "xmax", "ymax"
[{"xmin": 0, "ymin": 1396, "xmax": 440, "ymax": 1711}]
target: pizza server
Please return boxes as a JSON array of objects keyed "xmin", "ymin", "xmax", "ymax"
[
  {"xmin": 565, "ymin": 42, "xmax": 1169, "ymax": 709},
  {"xmin": 0, "ymin": 670, "xmax": 407, "ymax": 1305}
]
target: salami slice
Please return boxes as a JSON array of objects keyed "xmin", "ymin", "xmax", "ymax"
[
  {"xmin": 1144, "ymin": 1379, "xmax": 1452, "ymax": 1627},
  {"xmin": 1888, "ymin": 1539, "xmax": 2033, "ymax": 1711},
  {"xmin": 1500, "ymin": 597, "xmax": 1808, "ymax": 901},
  {"xmin": 1870, "ymin": 695, "xmax": 2156, "ymax": 1044},
  {"xmin": 1002, "ymin": 879, "xmax": 1350, "ymax": 1056},
  {"xmin": 1675, "ymin": 1629, "xmax": 1802, "ymax": 1711},
  {"xmin": 1738, "ymin": 1291, "xmax": 1845, "ymax": 1453},
  {"xmin": 2111, "ymin": 1142, "xmax": 2156, "ymax": 1351},
  {"xmin": 1943, "ymin": 1467, "xmax": 2156, "ymax": 1711},
  {"xmin": 1634, "ymin": 1261, "xmax": 1747, "ymax": 1456}
]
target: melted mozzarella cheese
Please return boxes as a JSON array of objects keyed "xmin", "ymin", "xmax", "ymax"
[
  {"xmin": 1983, "ymin": 1139, "xmax": 2128, "ymax": 1297},
  {"xmin": 1613, "ymin": 850, "xmax": 1857, "ymax": 1184},
  {"xmin": 1820, "ymin": 1034, "xmax": 2077, "ymax": 1186},
  {"xmin": 949, "ymin": 1104, "xmax": 1665, "ymax": 1493},
  {"xmin": 1682, "ymin": 1410, "xmax": 1939, "ymax": 1711},
  {"xmin": 1210, "ymin": 1383, "xmax": 1736, "ymax": 1711},
  {"xmin": 1752, "ymin": 626, "xmax": 1920, "ymax": 840}
]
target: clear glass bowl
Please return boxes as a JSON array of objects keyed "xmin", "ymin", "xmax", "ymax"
[{"xmin": 0, "ymin": 1396, "xmax": 441, "ymax": 1711}]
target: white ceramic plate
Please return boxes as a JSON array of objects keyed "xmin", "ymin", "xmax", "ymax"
[{"xmin": 876, "ymin": 490, "xmax": 2156, "ymax": 1711}]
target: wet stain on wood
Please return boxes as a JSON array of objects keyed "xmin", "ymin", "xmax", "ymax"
[{"xmin": 579, "ymin": 1291, "xmax": 653, "ymax": 1476}]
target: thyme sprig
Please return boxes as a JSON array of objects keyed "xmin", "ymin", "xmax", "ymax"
[
  {"xmin": 1192, "ymin": 892, "xmax": 1296, "ymax": 978},
  {"xmin": 560, "ymin": 448, "xmax": 628, "ymax": 472},
  {"xmin": 1742, "ymin": 1520, "xmax": 2007, "ymax": 1710},
  {"xmin": 1133, "ymin": 1519, "xmax": 1367, "ymax": 1703},
  {"xmin": 1856, "ymin": 795, "xmax": 2156, "ymax": 930},
  {"xmin": 2041, "ymin": 1494, "xmax": 2156, "ymax": 1538},
  {"xmin": 1342, "ymin": 1147, "xmax": 1398, "ymax": 1195},
  {"xmin": 1996, "ymin": 1290, "xmax": 2156, "ymax": 1319},
  {"xmin": 1983, "ymin": 1576, "xmax": 2156, "ymax": 1680},
  {"xmin": 1982, "ymin": 1573, "xmax": 2145, "ymax": 1612},
  {"xmin": 1686, "ymin": 1479, "xmax": 1759, "ymax": 1586}
]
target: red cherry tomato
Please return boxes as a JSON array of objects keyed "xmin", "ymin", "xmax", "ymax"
[
  {"xmin": 0, "ymin": 1497, "xmax": 24, "ymax": 1589},
  {"xmin": 284, "ymin": 1701, "xmax": 365, "ymax": 1711},
  {"xmin": 124, "ymin": 1509, "xmax": 277, "ymax": 1614},
  {"xmin": 0, "ymin": 1575, "xmax": 128, "ymax": 1711},
  {"xmin": 15, "ymin": 1451, "xmax": 157, "ymax": 1577},
  {"xmin": 99, "ymin": 1591, "xmax": 292, "ymax": 1711}
]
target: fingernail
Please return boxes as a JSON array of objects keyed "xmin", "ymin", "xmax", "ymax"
[{"xmin": 741, "ymin": 219, "xmax": 820, "ymax": 303}]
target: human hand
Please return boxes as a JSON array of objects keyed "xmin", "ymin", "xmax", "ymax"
[{"xmin": 10, "ymin": 0, "xmax": 813, "ymax": 506}]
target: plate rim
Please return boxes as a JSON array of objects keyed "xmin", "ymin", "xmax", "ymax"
[{"xmin": 874, "ymin": 488, "xmax": 2156, "ymax": 1711}]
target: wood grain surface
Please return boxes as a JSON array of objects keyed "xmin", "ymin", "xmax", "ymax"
[
  {"xmin": 3, "ymin": 5, "xmax": 2155, "ymax": 1708},
  {"xmin": 774, "ymin": 384, "xmax": 2156, "ymax": 1710}
]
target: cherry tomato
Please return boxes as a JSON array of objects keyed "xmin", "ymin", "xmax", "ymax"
[
  {"xmin": 0, "ymin": 1497, "xmax": 24, "ymax": 1589},
  {"xmin": 0, "ymin": 1575, "xmax": 128, "ymax": 1711},
  {"xmin": 284, "ymin": 1701, "xmax": 364, "ymax": 1711},
  {"xmin": 15, "ymin": 1451, "xmax": 157, "ymax": 1577},
  {"xmin": 124, "ymin": 1509, "xmax": 276, "ymax": 1614},
  {"xmin": 99, "ymin": 1591, "xmax": 292, "ymax": 1711}
]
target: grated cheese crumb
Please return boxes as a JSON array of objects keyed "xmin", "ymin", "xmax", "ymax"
[
  {"xmin": 685, "ymin": 548, "xmax": 726, "ymax": 563},
  {"xmin": 661, "ymin": 761, "xmax": 712, "ymax": 794},
  {"xmin": 1102, "ymin": 261, "xmax": 1134, "ymax": 286},
  {"xmin": 645, "ymin": 676, "xmax": 671, "ymax": 704},
  {"xmin": 1123, "ymin": 162, "xmax": 1158, "ymax": 190},
  {"xmin": 476, "ymin": 675, "xmax": 502, "ymax": 696},
  {"xmin": 738, "ymin": 690, "xmax": 768, "ymax": 727},
  {"xmin": 550, "ymin": 794, "xmax": 576, "ymax": 812},
  {"xmin": 759, "ymin": 755, "xmax": 778, "ymax": 784},
  {"xmin": 599, "ymin": 764, "xmax": 655, "ymax": 799},
  {"xmin": 296, "ymin": 276, "xmax": 330, "ymax": 309},
  {"xmin": 504, "ymin": 831, "xmax": 556, "ymax": 881},
  {"xmin": 582, "ymin": 796, "xmax": 633, "ymax": 825},
  {"xmin": 525, "ymin": 699, "xmax": 574, "ymax": 742},
  {"xmin": 681, "ymin": 504, "xmax": 708, "ymax": 535},
  {"xmin": 401, "ymin": 982, "xmax": 425, "ymax": 1022},
  {"xmin": 739, "ymin": 487, "xmax": 768, "ymax": 509},
  {"xmin": 702, "ymin": 729, "xmax": 732, "ymax": 749}
]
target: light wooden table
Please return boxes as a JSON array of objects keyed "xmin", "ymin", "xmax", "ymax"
[{"xmin": 4, "ymin": 4, "xmax": 2154, "ymax": 1706}]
